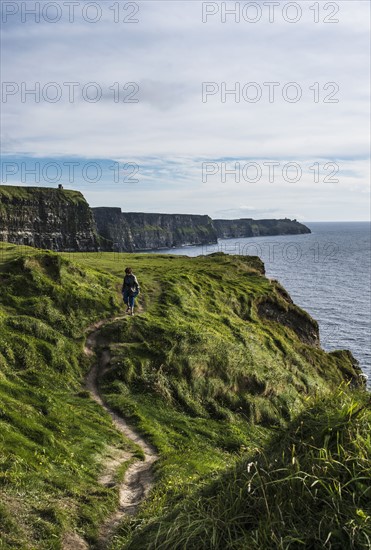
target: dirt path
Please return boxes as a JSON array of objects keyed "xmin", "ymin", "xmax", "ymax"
[{"xmin": 64, "ymin": 316, "xmax": 158, "ymax": 550}]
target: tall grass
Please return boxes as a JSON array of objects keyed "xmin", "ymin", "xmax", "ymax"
[{"xmin": 124, "ymin": 390, "xmax": 371, "ymax": 549}]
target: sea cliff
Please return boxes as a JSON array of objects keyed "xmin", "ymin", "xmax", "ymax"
[
  {"xmin": 92, "ymin": 208, "xmax": 218, "ymax": 251},
  {"xmin": 0, "ymin": 185, "xmax": 311, "ymax": 252},
  {"xmin": 92, "ymin": 208, "xmax": 311, "ymax": 251},
  {"xmin": 0, "ymin": 185, "xmax": 98, "ymax": 251},
  {"xmin": 213, "ymin": 217, "xmax": 311, "ymax": 238}
]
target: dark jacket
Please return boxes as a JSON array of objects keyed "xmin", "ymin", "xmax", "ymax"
[{"xmin": 122, "ymin": 274, "xmax": 140, "ymax": 295}]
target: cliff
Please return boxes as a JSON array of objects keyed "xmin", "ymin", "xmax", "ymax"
[
  {"xmin": 0, "ymin": 185, "xmax": 99, "ymax": 251},
  {"xmin": 213, "ymin": 218, "xmax": 311, "ymax": 239},
  {"xmin": 93, "ymin": 208, "xmax": 311, "ymax": 252},
  {"xmin": 92, "ymin": 208, "xmax": 218, "ymax": 251},
  {"xmin": 0, "ymin": 185, "xmax": 311, "ymax": 253}
]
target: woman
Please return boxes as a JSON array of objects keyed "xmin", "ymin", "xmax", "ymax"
[{"xmin": 122, "ymin": 267, "xmax": 140, "ymax": 316}]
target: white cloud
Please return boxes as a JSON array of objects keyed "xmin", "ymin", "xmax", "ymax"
[{"xmin": 1, "ymin": 0, "xmax": 369, "ymax": 220}]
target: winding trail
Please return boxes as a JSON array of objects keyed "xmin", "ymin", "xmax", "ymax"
[{"xmin": 82, "ymin": 316, "xmax": 159, "ymax": 549}]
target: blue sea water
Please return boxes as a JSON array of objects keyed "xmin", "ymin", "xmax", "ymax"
[{"xmin": 151, "ymin": 222, "xmax": 371, "ymax": 385}]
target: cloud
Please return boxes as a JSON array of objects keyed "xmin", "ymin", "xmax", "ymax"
[
  {"xmin": 1, "ymin": 0, "xmax": 369, "ymax": 220},
  {"xmin": 214, "ymin": 206, "xmax": 280, "ymax": 219}
]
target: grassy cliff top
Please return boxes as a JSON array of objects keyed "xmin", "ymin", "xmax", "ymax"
[
  {"xmin": 0, "ymin": 185, "xmax": 87, "ymax": 205},
  {"xmin": 0, "ymin": 243, "xmax": 366, "ymax": 548}
]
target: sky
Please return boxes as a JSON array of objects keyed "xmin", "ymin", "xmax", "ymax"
[{"xmin": 0, "ymin": 0, "xmax": 370, "ymax": 221}]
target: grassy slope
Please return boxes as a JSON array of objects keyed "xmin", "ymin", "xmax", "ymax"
[
  {"xmin": 0, "ymin": 244, "xmax": 136, "ymax": 549},
  {"xmin": 0, "ymin": 244, "xmax": 367, "ymax": 549},
  {"xmin": 128, "ymin": 390, "xmax": 370, "ymax": 550},
  {"xmin": 67, "ymin": 251, "xmax": 365, "ymax": 549}
]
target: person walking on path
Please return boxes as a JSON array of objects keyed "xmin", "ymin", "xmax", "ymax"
[{"xmin": 122, "ymin": 267, "xmax": 140, "ymax": 316}]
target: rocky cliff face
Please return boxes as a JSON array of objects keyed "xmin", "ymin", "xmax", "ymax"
[
  {"xmin": 93, "ymin": 209, "xmax": 311, "ymax": 252},
  {"xmin": 0, "ymin": 186, "xmax": 98, "ymax": 251},
  {"xmin": 213, "ymin": 218, "xmax": 311, "ymax": 239},
  {"xmin": 0, "ymin": 185, "xmax": 311, "ymax": 253},
  {"xmin": 93, "ymin": 208, "xmax": 218, "ymax": 251}
]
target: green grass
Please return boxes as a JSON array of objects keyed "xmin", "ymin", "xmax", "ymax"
[
  {"xmin": 69, "ymin": 250, "xmax": 365, "ymax": 548},
  {"xmin": 0, "ymin": 243, "xmax": 367, "ymax": 549},
  {"xmin": 93, "ymin": 251, "xmax": 362, "ymax": 427},
  {"xmin": 0, "ymin": 185, "xmax": 86, "ymax": 205},
  {"xmin": 124, "ymin": 390, "xmax": 370, "ymax": 550},
  {"xmin": 0, "ymin": 244, "xmax": 135, "ymax": 548}
]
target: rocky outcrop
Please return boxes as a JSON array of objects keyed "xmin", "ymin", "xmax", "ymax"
[
  {"xmin": 0, "ymin": 186, "xmax": 98, "ymax": 251},
  {"xmin": 92, "ymin": 208, "xmax": 218, "ymax": 251},
  {"xmin": 213, "ymin": 218, "xmax": 311, "ymax": 239},
  {"xmin": 257, "ymin": 296, "xmax": 320, "ymax": 346},
  {"xmin": 257, "ymin": 280, "xmax": 320, "ymax": 347}
]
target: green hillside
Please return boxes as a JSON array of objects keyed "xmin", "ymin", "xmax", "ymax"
[
  {"xmin": 0, "ymin": 243, "xmax": 367, "ymax": 549},
  {"xmin": 127, "ymin": 391, "xmax": 370, "ymax": 549},
  {"xmin": 0, "ymin": 244, "xmax": 131, "ymax": 548}
]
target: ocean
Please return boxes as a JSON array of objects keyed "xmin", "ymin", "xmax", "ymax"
[{"xmin": 151, "ymin": 222, "xmax": 371, "ymax": 386}]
